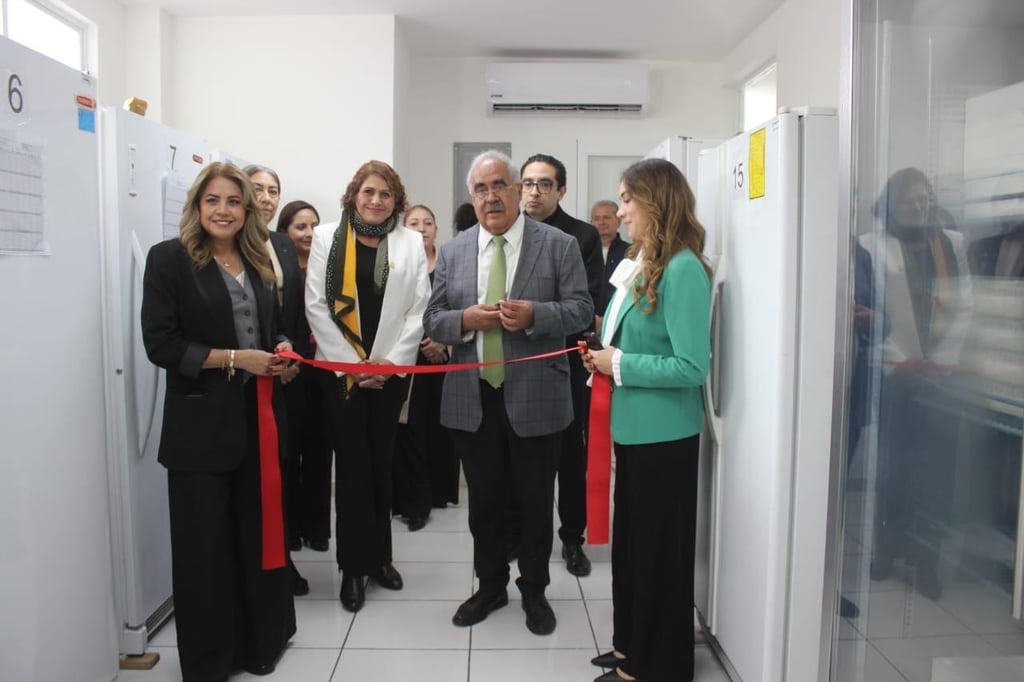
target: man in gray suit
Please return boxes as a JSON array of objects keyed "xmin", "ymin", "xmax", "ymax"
[{"xmin": 424, "ymin": 150, "xmax": 592, "ymax": 635}]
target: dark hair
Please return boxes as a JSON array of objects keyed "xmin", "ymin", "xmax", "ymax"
[
  {"xmin": 341, "ymin": 160, "xmax": 408, "ymax": 216},
  {"xmin": 873, "ymin": 167, "xmax": 934, "ymax": 228},
  {"xmin": 521, "ymin": 153, "xmax": 567, "ymax": 190},
  {"xmin": 620, "ymin": 158, "xmax": 710, "ymax": 313},
  {"xmin": 276, "ymin": 200, "xmax": 320, "ymax": 233},
  {"xmin": 243, "ymin": 164, "xmax": 281, "ymax": 193},
  {"xmin": 453, "ymin": 202, "xmax": 477, "ymax": 233}
]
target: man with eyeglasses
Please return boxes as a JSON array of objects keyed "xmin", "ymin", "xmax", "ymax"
[
  {"xmin": 520, "ymin": 153, "xmax": 603, "ymax": 579},
  {"xmin": 424, "ymin": 150, "xmax": 592, "ymax": 636}
]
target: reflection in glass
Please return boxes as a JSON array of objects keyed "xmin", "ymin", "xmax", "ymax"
[{"xmin": 837, "ymin": 1, "xmax": 1024, "ymax": 680}]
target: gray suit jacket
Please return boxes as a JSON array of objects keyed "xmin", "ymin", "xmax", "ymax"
[{"xmin": 423, "ymin": 215, "xmax": 593, "ymax": 437}]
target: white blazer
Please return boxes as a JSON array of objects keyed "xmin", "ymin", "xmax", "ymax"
[
  {"xmin": 859, "ymin": 227, "xmax": 972, "ymax": 370},
  {"xmin": 305, "ymin": 220, "xmax": 430, "ymax": 374}
]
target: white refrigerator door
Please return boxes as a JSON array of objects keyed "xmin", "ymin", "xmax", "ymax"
[
  {"xmin": 700, "ymin": 112, "xmax": 838, "ymax": 682},
  {"xmin": 709, "ymin": 114, "xmax": 802, "ymax": 682},
  {"xmin": 0, "ymin": 37, "xmax": 118, "ymax": 682},
  {"xmin": 100, "ymin": 107, "xmax": 208, "ymax": 653}
]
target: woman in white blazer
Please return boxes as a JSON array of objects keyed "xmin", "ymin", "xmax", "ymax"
[
  {"xmin": 305, "ymin": 160, "xmax": 430, "ymax": 612},
  {"xmin": 859, "ymin": 167, "xmax": 971, "ymax": 601}
]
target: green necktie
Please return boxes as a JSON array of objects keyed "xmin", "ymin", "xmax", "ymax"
[{"xmin": 482, "ymin": 235, "xmax": 506, "ymax": 388}]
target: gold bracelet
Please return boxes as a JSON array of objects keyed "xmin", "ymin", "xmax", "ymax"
[
  {"xmin": 227, "ymin": 349, "xmax": 236, "ymax": 380},
  {"xmin": 220, "ymin": 349, "xmax": 227, "ymax": 371}
]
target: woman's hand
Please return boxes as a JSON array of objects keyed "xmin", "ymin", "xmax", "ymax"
[
  {"xmin": 236, "ymin": 349, "xmax": 289, "ymax": 377},
  {"xmin": 585, "ymin": 346, "xmax": 616, "ymax": 376},
  {"xmin": 355, "ymin": 358, "xmax": 394, "ymax": 389},
  {"xmin": 420, "ymin": 337, "xmax": 447, "ymax": 364},
  {"xmin": 280, "ymin": 363, "xmax": 301, "ymax": 384}
]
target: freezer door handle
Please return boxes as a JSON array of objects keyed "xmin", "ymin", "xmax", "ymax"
[
  {"xmin": 703, "ymin": 276, "xmax": 725, "ymax": 446},
  {"xmin": 129, "ymin": 231, "xmax": 159, "ymax": 458}
]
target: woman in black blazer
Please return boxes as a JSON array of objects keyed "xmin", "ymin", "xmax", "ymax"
[
  {"xmin": 275, "ymin": 200, "xmax": 334, "ymax": 554},
  {"xmin": 142, "ymin": 162, "xmax": 295, "ymax": 680},
  {"xmin": 244, "ymin": 164, "xmax": 310, "ymax": 596}
]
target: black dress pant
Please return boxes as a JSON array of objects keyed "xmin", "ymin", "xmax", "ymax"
[
  {"xmin": 612, "ymin": 435, "xmax": 699, "ymax": 682},
  {"xmin": 557, "ymin": 348, "xmax": 589, "ymax": 545},
  {"xmin": 393, "ymin": 370, "xmax": 457, "ymax": 518},
  {"xmin": 323, "ymin": 374, "xmax": 407, "ymax": 575},
  {"xmin": 167, "ymin": 383, "xmax": 295, "ymax": 682},
  {"xmin": 283, "ymin": 365, "xmax": 332, "ymax": 545},
  {"xmin": 452, "ymin": 382, "xmax": 560, "ymax": 593}
]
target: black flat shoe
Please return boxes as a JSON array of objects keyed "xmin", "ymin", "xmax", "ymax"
[
  {"xmin": 290, "ymin": 563, "xmax": 309, "ymax": 597},
  {"xmin": 243, "ymin": 662, "xmax": 275, "ymax": 676},
  {"xmin": 562, "ymin": 542, "xmax": 592, "ymax": 577},
  {"xmin": 340, "ymin": 574, "xmax": 365, "ymax": 612},
  {"xmin": 594, "ymin": 671, "xmax": 633, "ymax": 682},
  {"xmin": 288, "ymin": 537, "xmax": 302, "ymax": 552},
  {"xmin": 371, "ymin": 563, "xmax": 403, "ymax": 590},
  {"xmin": 406, "ymin": 516, "xmax": 428, "ymax": 532},
  {"xmin": 452, "ymin": 589, "xmax": 509, "ymax": 626},
  {"xmin": 591, "ymin": 651, "xmax": 626, "ymax": 668},
  {"xmin": 304, "ymin": 537, "xmax": 330, "ymax": 552}
]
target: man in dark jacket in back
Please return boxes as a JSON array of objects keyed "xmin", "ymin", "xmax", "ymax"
[{"xmin": 520, "ymin": 153, "xmax": 603, "ymax": 577}]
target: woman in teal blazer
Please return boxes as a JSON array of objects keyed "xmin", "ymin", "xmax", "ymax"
[{"xmin": 583, "ymin": 158, "xmax": 711, "ymax": 682}]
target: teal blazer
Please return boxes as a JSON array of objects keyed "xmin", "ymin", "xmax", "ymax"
[{"xmin": 605, "ymin": 249, "xmax": 711, "ymax": 445}]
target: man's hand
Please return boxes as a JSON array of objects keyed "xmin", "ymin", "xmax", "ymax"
[
  {"xmin": 498, "ymin": 299, "xmax": 534, "ymax": 332},
  {"xmin": 462, "ymin": 304, "xmax": 502, "ymax": 332}
]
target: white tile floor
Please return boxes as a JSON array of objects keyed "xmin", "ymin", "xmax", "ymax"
[{"xmin": 119, "ymin": 496, "xmax": 733, "ymax": 682}]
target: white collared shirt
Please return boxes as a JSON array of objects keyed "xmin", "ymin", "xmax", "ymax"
[
  {"xmin": 602, "ymin": 255, "xmax": 642, "ymax": 386},
  {"xmin": 472, "ymin": 212, "xmax": 526, "ymax": 371}
]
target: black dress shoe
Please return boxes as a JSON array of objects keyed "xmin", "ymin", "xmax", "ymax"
[
  {"xmin": 304, "ymin": 537, "xmax": 330, "ymax": 552},
  {"xmin": 406, "ymin": 516, "xmax": 428, "ymax": 532},
  {"xmin": 591, "ymin": 651, "xmax": 627, "ymax": 668},
  {"xmin": 521, "ymin": 590, "xmax": 556, "ymax": 635},
  {"xmin": 371, "ymin": 563, "xmax": 403, "ymax": 590},
  {"xmin": 452, "ymin": 589, "xmax": 509, "ymax": 626},
  {"xmin": 594, "ymin": 671, "xmax": 631, "ymax": 682},
  {"xmin": 243, "ymin": 662, "xmax": 275, "ymax": 676},
  {"xmin": 562, "ymin": 543, "xmax": 592, "ymax": 577},
  {"xmin": 290, "ymin": 563, "xmax": 309, "ymax": 597},
  {"xmin": 340, "ymin": 574, "xmax": 365, "ymax": 612}
]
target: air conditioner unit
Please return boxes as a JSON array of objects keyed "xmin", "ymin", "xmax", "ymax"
[{"xmin": 486, "ymin": 62, "xmax": 649, "ymax": 114}]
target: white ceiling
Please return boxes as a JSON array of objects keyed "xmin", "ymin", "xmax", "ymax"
[{"xmin": 117, "ymin": 0, "xmax": 785, "ymax": 61}]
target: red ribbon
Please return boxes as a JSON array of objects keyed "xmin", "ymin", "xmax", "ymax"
[
  {"xmin": 256, "ymin": 376, "xmax": 286, "ymax": 571},
  {"xmin": 276, "ymin": 346, "xmax": 575, "ymax": 375},
  {"xmin": 586, "ymin": 371, "xmax": 613, "ymax": 545}
]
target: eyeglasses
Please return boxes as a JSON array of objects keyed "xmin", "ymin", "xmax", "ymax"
[
  {"xmin": 522, "ymin": 179, "xmax": 556, "ymax": 194},
  {"xmin": 471, "ymin": 182, "xmax": 517, "ymax": 200}
]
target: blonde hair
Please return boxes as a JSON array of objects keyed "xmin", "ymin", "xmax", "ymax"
[
  {"xmin": 179, "ymin": 162, "xmax": 276, "ymax": 286},
  {"xmin": 621, "ymin": 159, "xmax": 710, "ymax": 313}
]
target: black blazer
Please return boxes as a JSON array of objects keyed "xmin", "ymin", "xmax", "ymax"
[
  {"xmin": 599, "ymin": 235, "xmax": 630, "ymax": 315},
  {"xmin": 269, "ymin": 230, "xmax": 304, "ymax": 345},
  {"xmin": 141, "ymin": 238, "xmax": 286, "ymax": 473},
  {"xmin": 541, "ymin": 205, "xmax": 604, "ymax": 334}
]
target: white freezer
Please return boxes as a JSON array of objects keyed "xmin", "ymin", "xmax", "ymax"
[
  {"xmin": 696, "ymin": 112, "xmax": 839, "ymax": 682},
  {"xmin": 99, "ymin": 107, "xmax": 209, "ymax": 654},
  {"xmin": 0, "ymin": 36, "xmax": 118, "ymax": 682}
]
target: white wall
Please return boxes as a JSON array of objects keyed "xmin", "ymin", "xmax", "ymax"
[
  {"xmin": 168, "ymin": 14, "xmax": 397, "ymax": 225},
  {"xmin": 398, "ymin": 57, "xmax": 737, "ymax": 240},
  {"xmin": 720, "ymin": 0, "xmax": 842, "ymax": 116},
  {"xmin": 61, "ymin": 0, "xmax": 127, "ymax": 106}
]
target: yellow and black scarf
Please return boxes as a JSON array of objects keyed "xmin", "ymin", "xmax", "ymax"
[{"xmin": 325, "ymin": 208, "xmax": 397, "ymax": 394}]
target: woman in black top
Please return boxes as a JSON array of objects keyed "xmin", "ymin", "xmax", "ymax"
[{"xmin": 141, "ymin": 162, "xmax": 295, "ymax": 679}]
